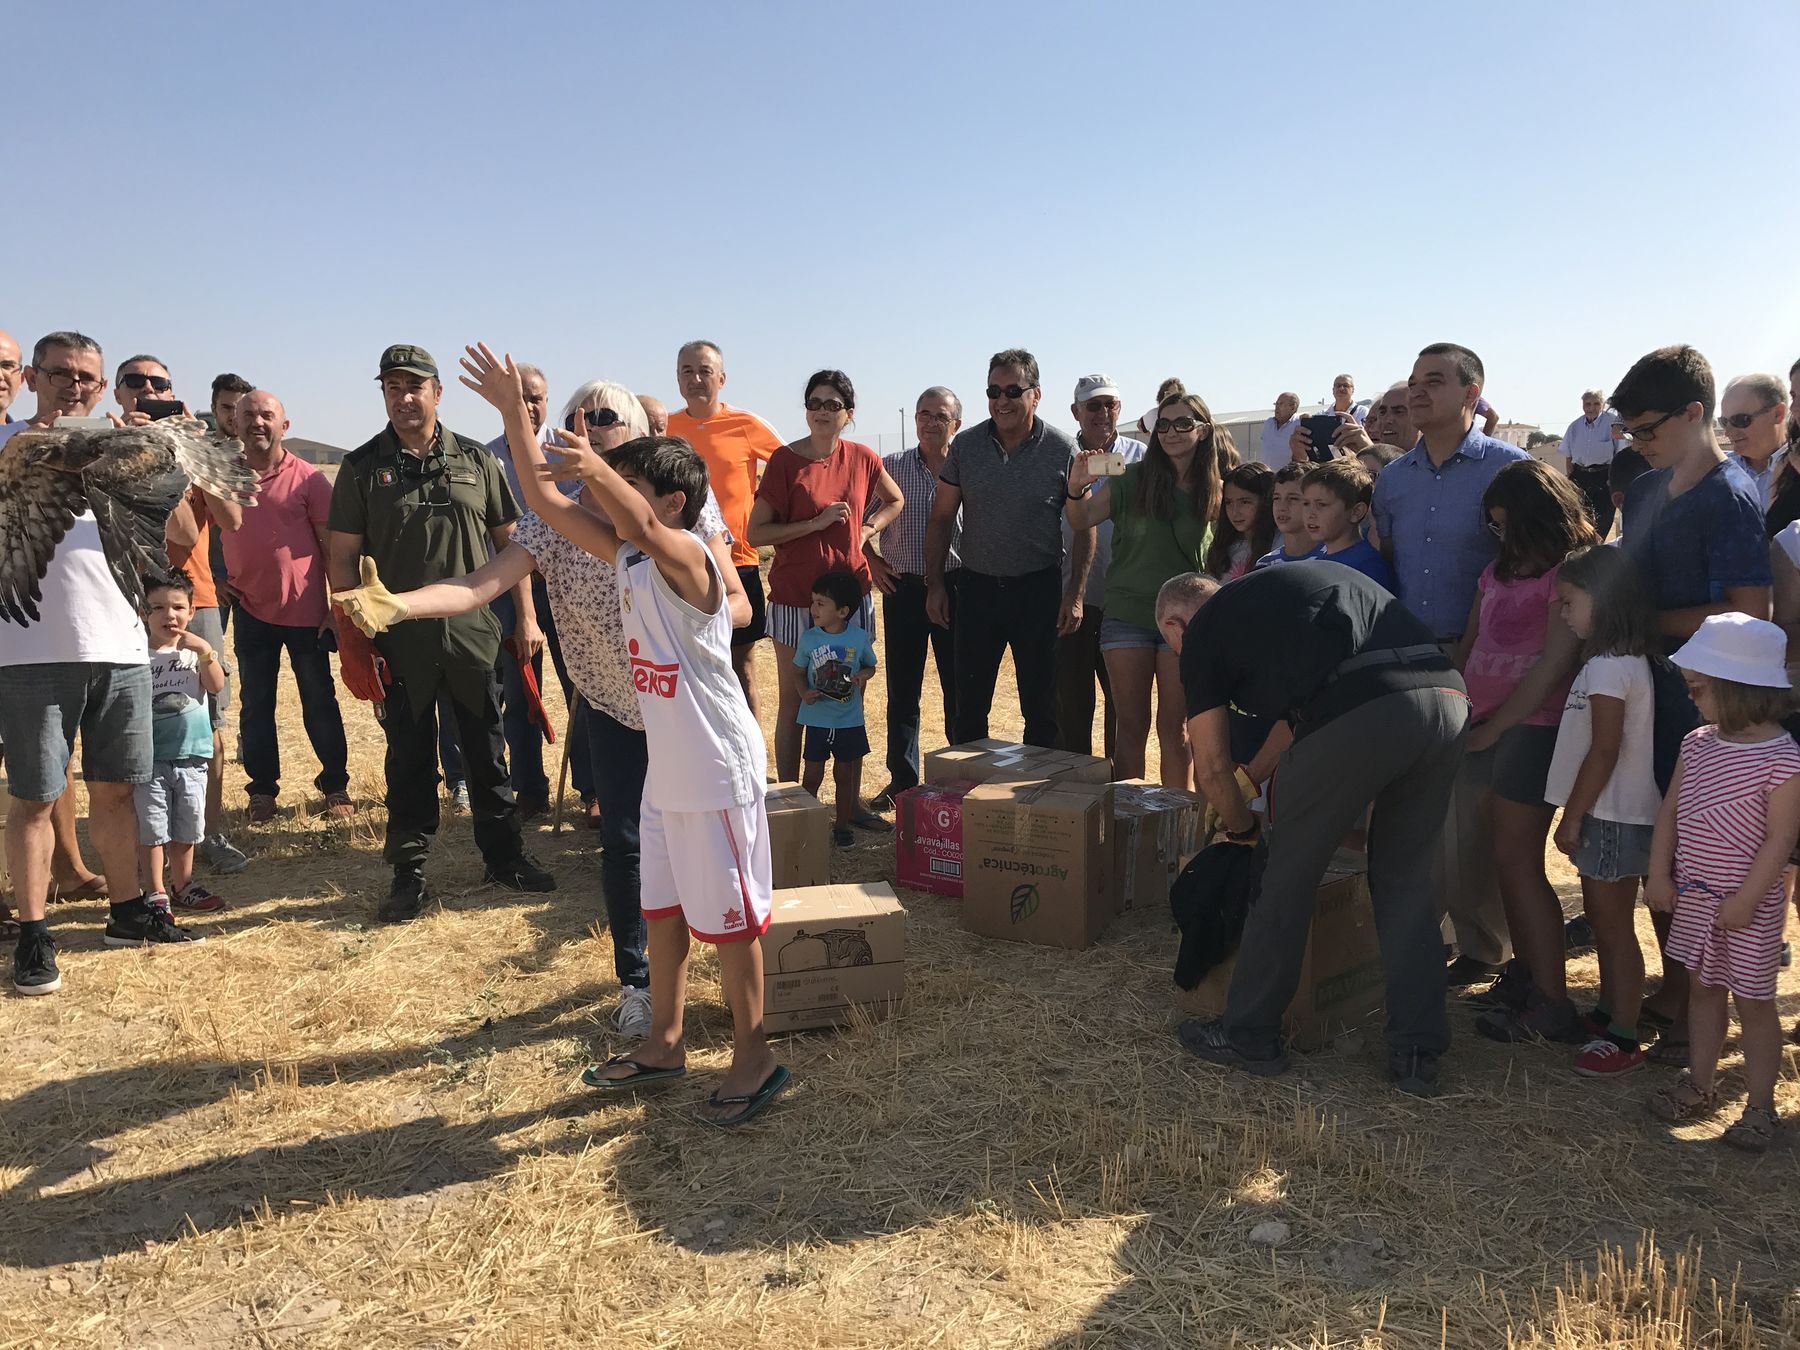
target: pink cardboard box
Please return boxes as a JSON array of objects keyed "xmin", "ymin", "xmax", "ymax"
[{"xmin": 895, "ymin": 781, "xmax": 978, "ymax": 897}]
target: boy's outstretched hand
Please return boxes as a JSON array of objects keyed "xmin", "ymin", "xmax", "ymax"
[
  {"xmin": 458, "ymin": 342, "xmax": 526, "ymax": 413},
  {"xmin": 542, "ymin": 419, "xmax": 608, "ymax": 486},
  {"xmin": 332, "ymin": 557, "xmax": 411, "ymax": 636}
]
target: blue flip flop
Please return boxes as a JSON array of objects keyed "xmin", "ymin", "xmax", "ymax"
[
  {"xmin": 581, "ymin": 1055, "xmax": 687, "ymax": 1090},
  {"xmin": 694, "ymin": 1064, "xmax": 792, "ymax": 1127}
]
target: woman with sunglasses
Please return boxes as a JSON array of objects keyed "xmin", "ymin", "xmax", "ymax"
[
  {"xmin": 748, "ymin": 371, "xmax": 904, "ymax": 786},
  {"xmin": 1065, "ymin": 392, "xmax": 1223, "ymax": 785}
]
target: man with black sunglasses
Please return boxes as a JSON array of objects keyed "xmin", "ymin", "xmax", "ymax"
[
  {"xmin": 327, "ymin": 344, "xmax": 555, "ymax": 922},
  {"xmin": 925, "ymin": 348, "xmax": 1081, "ymax": 748},
  {"xmin": 1718, "ymin": 373, "xmax": 1790, "ymax": 513},
  {"xmin": 113, "ymin": 356, "xmax": 247, "ymax": 893}
]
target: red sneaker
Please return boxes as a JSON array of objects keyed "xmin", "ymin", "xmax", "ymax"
[
  {"xmin": 1572, "ymin": 1038, "xmax": 1643, "ymax": 1078},
  {"xmin": 172, "ymin": 882, "xmax": 227, "ymax": 913}
]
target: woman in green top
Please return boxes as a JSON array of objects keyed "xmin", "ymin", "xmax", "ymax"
[{"xmin": 1066, "ymin": 391, "xmax": 1225, "ymax": 785}]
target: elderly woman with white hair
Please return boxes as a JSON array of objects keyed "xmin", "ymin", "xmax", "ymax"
[{"xmin": 345, "ymin": 376, "xmax": 748, "ymax": 1039}]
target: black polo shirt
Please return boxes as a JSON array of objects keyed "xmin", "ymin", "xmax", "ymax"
[{"xmin": 1179, "ymin": 561, "xmax": 1462, "ymax": 735}]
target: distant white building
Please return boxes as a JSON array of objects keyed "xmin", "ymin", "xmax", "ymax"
[
  {"xmin": 288, "ymin": 436, "xmax": 348, "ymax": 465},
  {"xmin": 1492, "ymin": 421, "xmax": 1541, "ymax": 449}
]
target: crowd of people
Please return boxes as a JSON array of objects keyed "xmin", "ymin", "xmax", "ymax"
[{"xmin": 3, "ymin": 324, "xmax": 1798, "ymax": 1140}]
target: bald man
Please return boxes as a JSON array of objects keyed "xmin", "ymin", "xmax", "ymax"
[
  {"xmin": 637, "ymin": 393, "xmax": 669, "ymax": 436},
  {"xmin": 0, "ymin": 329, "xmax": 21, "ymax": 422},
  {"xmin": 221, "ymin": 390, "xmax": 354, "ymax": 820}
]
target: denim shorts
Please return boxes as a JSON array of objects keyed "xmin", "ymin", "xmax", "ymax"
[
  {"xmin": 1098, "ymin": 616, "xmax": 1168, "ymax": 652},
  {"xmin": 1490, "ymin": 722, "xmax": 1559, "ymax": 806},
  {"xmin": 0, "ymin": 662, "xmax": 153, "ymax": 799},
  {"xmin": 1567, "ymin": 814, "xmax": 1654, "ymax": 882},
  {"xmin": 135, "ymin": 757, "xmax": 209, "ymax": 846}
]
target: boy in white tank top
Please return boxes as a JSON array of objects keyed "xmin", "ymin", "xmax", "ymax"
[{"xmin": 334, "ymin": 345, "xmax": 786, "ymax": 1127}]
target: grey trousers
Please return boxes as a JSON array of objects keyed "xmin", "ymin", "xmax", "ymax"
[
  {"xmin": 1225, "ymin": 686, "xmax": 1470, "ymax": 1058},
  {"xmin": 1433, "ymin": 744, "xmax": 1512, "ymax": 965}
]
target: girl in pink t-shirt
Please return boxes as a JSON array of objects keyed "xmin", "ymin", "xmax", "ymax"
[{"xmin": 1455, "ymin": 460, "xmax": 1600, "ymax": 1044}]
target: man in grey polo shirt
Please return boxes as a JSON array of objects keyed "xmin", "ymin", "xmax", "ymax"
[
  {"xmin": 1057, "ymin": 373, "xmax": 1143, "ymax": 759},
  {"xmin": 927, "ymin": 348, "xmax": 1081, "ymax": 748}
]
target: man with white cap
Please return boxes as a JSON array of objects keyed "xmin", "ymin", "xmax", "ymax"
[{"xmin": 1057, "ymin": 373, "xmax": 1143, "ymax": 758}]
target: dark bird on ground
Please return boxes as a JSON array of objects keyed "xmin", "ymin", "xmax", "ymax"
[{"xmin": 0, "ymin": 419, "xmax": 257, "ymax": 625}]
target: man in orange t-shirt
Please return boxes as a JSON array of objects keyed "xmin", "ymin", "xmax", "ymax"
[
  {"xmin": 116, "ymin": 354, "xmax": 250, "ymax": 885},
  {"xmin": 666, "ymin": 339, "xmax": 784, "ymax": 720}
]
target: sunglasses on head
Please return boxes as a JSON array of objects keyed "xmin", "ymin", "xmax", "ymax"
[
  {"xmin": 121, "ymin": 372, "xmax": 173, "ymax": 392},
  {"xmin": 986, "ymin": 383, "xmax": 1036, "ymax": 400},
  {"xmin": 1154, "ymin": 415, "xmax": 1206, "ymax": 434},
  {"xmin": 1722, "ymin": 405, "xmax": 1776, "ymax": 430},
  {"xmin": 805, "ymin": 397, "xmax": 846, "ymax": 413}
]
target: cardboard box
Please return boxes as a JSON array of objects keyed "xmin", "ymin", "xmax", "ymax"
[
  {"xmin": 924, "ymin": 739, "xmax": 1111, "ymax": 788},
  {"xmin": 961, "ymin": 779, "xmax": 1113, "ymax": 950},
  {"xmin": 764, "ymin": 783, "xmax": 833, "ymax": 889},
  {"xmin": 1175, "ymin": 852, "xmax": 1384, "ymax": 1050},
  {"xmin": 762, "ymin": 882, "xmax": 905, "ymax": 1033},
  {"xmin": 894, "ymin": 781, "xmax": 977, "ymax": 896},
  {"xmin": 1112, "ymin": 781, "xmax": 1203, "ymax": 914}
]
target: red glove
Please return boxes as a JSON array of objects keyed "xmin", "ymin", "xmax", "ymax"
[
  {"xmin": 504, "ymin": 636, "xmax": 555, "ymax": 744},
  {"xmin": 333, "ymin": 607, "xmax": 392, "ymax": 704}
]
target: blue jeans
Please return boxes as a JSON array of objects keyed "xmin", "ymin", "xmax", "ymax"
[
  {"xmin": 231, "ymin": 608, "xmax": 350, "ymax": 799},
  {"xmin": 493, "ymin": 576, "xmax": 592, "ymax": 801},
  {"xmin": 583, "ymin": 700, "xmax": 649, "ymax": 989}
]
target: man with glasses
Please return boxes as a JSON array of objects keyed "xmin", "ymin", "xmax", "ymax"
[
  {"xmin": 2, "ymin": 332, "xmax": 194, "ymax": 994},
  {"xmin": 1614, "ymin": 344, "xmax": 1771, "ymax": 1048},
  {"xmin": 114, "ymin": 356, "xmax": 248, "ymax": 891},
  {"xmin": 667, "ymin": 341, "xmax": 784, "ymax": 721},
  {"xmin": 1718, "ymin": 373, "xmax": 1789, "ymax": 513},
  {"xmin": 867, "ymin": 386, "xmax": 963, "ymax": 805},
  {"xmin": 0, "ymin": 329, "xmax": 22, "ymax": 424},
  {"xmin": 1371, "ymin": 343, "xmax": 1529, "ymax": 985},
  {"xmin": 1561, "ymin": 389, "xmax": 1625, "ymax": 536},
  {"xmin": 926, "ymin": 348, "xmax": 1081, "ymax": 749},
  {"xmin": 1058, "ymin": 374, "xmax": 1143, "ymax": 759},
  {"xmin": 327, "ymin": 344, "xmax": 554, "ymax": 923}
]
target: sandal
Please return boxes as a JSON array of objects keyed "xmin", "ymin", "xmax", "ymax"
[
  {"xmin": 51, "ymin": 876, "xmax": 108, "ymax": 904},
  {"xmin": 580, "ymin": 1055, "xmax": 686, "ymax": 1090},
  {"xmin": 1645, "ymin": 1028, "xmax": 1690, "ymax": 1066},
  {"xmin": 1645, "ymin": 1074, "xmax": 1720, "ymax": 1124},
  {"xmin": 694, "ymin": 1064, "xmax": 791, "ymax": 1128},
  {"xmin": 1721, "ymin": 1105, "xmax": 1779, "ymax": 1153}
]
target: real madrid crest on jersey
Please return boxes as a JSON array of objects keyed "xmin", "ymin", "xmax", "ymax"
[
  {"xmin": 621, "ymin": 585, "xmax": 633, "ymax": 614},
  {"xmin": 376, "ymin": 467, "xmax": 397, "ymax": 487}
]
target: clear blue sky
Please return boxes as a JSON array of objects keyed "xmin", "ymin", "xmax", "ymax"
[{"xmin": 9, "ymin": 1, "xmax": 1798, "ymax": 451}]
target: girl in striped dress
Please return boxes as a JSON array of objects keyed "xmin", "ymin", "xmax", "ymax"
[{"xmin": 1645, "ymin": 613, "xmax": 1800, "ymax": 1152}]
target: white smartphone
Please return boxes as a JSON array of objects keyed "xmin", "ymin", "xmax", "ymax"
[
  {"xmin": 1092, "ymin": 452, "xmax": 1128, "ymax": 477},
  {"xmin": 53, "ymin": 416, "xmax": 112, "ymax": 429}
]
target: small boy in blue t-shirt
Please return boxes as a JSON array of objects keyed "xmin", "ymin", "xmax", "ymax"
[
  {"xmin": 794, "ymin": 569, "xmax": 883, "ymax": 847},
  {"xmin": 1301, "ymin": 460, "xmax": 1397, "ymax": 591},
  {"xmin": 1256, "ymin": 461, "xmax": 1322, "ymax": 568},
  {"xmin": 134, "ymin": 571, "xmax": 227, "ymax": 931}
]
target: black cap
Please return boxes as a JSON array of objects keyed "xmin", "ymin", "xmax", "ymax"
[{"xmin": 375, "ymin": 344, "xmax": 438, "ymax": 381}]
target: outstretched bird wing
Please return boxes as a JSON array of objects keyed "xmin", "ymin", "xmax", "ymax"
[
  {"xmin": 0, "ymin": 430, "xmax": 90, "ymax": 625},
  {"xmin": 0, "ymin": 421, "xmax": 256, "ymax": 623}
]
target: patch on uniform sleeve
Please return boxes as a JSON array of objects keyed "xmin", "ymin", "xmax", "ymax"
[{"xmin": 376, "ymin": 467, "xmax": 397, "ymax": 487}]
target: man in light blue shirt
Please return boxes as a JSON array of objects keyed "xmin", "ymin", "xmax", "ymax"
[
  {"xmin": 1719, "ymin": 371, "xmax": 1789, "ymax": 514},
  {"xmin": 1371, "ymin": 343, "xmax": 1528, "ymax": 980},
  {"xmin": 1258, "ymin": 392, "xmax": 1300, "ymax": 466},
  {"xmin": 1561, "ymin": 389, "xmax": 1623, "ymax": 535}
]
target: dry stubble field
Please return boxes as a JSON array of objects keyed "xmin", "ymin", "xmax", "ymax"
[{"xmin": 4, "ymin": 583, "xmax": 1800, "ymax": 1349}]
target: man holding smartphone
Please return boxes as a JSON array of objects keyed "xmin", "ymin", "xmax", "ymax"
[{"xmin": 114, "ymin": 357, "xmax": 249, "ymax": 887}]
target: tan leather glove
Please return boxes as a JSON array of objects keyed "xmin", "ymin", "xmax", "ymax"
[
  {"xmin": 331, "ymin": 556, "xmax": 411, "ymax": 636},
  {"xmin": 1203, "ymin": 765, "xmax": 1262, "ymax": 839}
]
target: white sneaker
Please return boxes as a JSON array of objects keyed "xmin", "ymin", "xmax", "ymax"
[
  {"xmin": 448, "ymin": 784, "xmax": 471, "ymax": 815},
  {"xmin": 611, "ymin": 986, "xmax": 653, "ymax": 1038}
]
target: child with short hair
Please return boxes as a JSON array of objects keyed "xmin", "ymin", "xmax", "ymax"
[
  {"xmin": 1204, "ymin": 462, "xmax": 1275, "ymax": 581},
  {"xmin": 342, "ymin": 345, "xmax": 788, "ymax": 1127},
  {"xmin": 1300, "ymin": 461, "xmax": 1396, "ymax": 590},
  {"xmin": 1645, "ymin": 613, "xmax": 1800, "ymax": 1151},
  {"xmin": 796, "ymin": 569, "xmax": 883, "ymax": 847},
  {"xmin": 1255, "ymin": 462, "xmax": 1319, "ymax": 568},
  {"xmin": 1544, "ymin": 545, "xmax": 1661, "ymax": 1075},
  {"xmin": 130, "ymin": 571, "xmax": 225, "ymax": 937}
]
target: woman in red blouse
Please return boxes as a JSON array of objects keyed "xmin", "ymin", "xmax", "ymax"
[{"xmin": 748, "ymin": 369, "xmax": 904, "ymax": 781}]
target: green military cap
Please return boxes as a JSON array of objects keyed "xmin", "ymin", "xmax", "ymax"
[{"xmin": 375, "ymin": 344, "xmax": 438, "ymax": 381}]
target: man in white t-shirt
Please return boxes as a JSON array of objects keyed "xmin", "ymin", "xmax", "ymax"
[
  {"xmin": 1259, "ymin": 392, "xmax": 1301, "ymax": 466},
  {"xmin": 3, "ymin": 331, "xmax": 188, "ymax": 997}
]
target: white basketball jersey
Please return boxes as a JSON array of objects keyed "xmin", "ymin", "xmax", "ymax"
[{"xmin": 619, "ymin": 543, "xmax": 766, "ymax": 812}]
